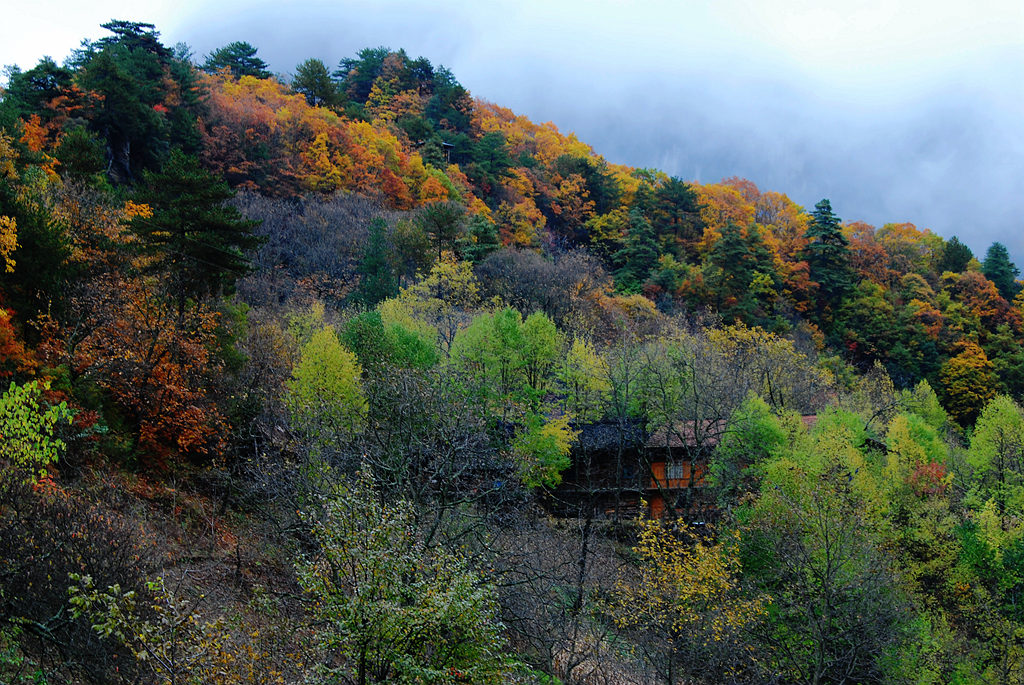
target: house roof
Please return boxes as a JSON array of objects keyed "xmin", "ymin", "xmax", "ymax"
[
  {"xmin": 573, "ymin": 419, "xmax": 646, "ymax": 453},
  {"xmin": 647, "ymin": 415, "xmax": 818, "ymax": 450}
]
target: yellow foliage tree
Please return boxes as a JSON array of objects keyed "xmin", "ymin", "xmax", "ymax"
[
  {"xmin": 696, "ymin": 183, "xmax": 756, "ymax": 253},
  {"xmin": 379, "ymin": 256, "xmax": 480, "ymax": 352},
  {"xmin": 557, "ymin": 337, "xmax": 611, "ymax": 422},
  {"xmin": 0, "ymin": 216, "xmax": 17, "ymax": 273},
  {"xmin": 285, "ymin": 327, "xmax": 366, "ymax": 449},
  {"xmin": 495, "ymin": 199, "xmax": 546, "ymax": 247},
  {"xmin": 610, "ymin": 516, "xmax": 765, "ymax": 682},
  {"xmin": 940, "ymin": 341, "xmax": 997, "ymax": 425}
]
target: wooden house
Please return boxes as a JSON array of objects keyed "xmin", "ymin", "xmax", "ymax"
[
  {"xmin": 549, "ymin": 415, "xmax": 818, "ymax": 521},
  {"xmin": 645, "ymin": 414, "xmax": 818, "ymax": 518},
  {"xmin": 544, "ymin": 419, "xmax": 647, "ymax": 519}
]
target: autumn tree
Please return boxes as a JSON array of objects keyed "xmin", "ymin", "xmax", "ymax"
[
  {"xmin": 695, "ymin": 182, "xmax": 756, "ymax": 253},
  {"xmin": 552, "ymin": 154, "xmax": 621, "ymax": 216},
  {"xmin": 876, "ymin": 222, "xmax": 941, "ymax": 280},
  {"xmin": 609, "ymin": 515, "xmax": 765, "ymax": 683},
  {"xmin": 70, "ymin": 275, "xmax": 230, "ymax": 464},
  {"xmin": 0, "ymin": 303, "xmax": 35, "ymax": 379},
  {"xmin": 755, "ymin": 190, "xmax": 808, "ymax": 262},
  {"xmin": 494, "ymin": 199, "xmax": 545, "ymax": 247},
  {"xmin": 939, "ymin": 341, "xmax": 997, "ymax": 426}
]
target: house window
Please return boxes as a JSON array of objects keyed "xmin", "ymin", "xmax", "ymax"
[{"xmin": 666, "ymin": 462, "xmax": 686, "ymax": 481}]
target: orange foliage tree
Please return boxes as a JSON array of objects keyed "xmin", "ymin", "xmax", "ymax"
[
  {"xmin": 845, "ymin": 222, "xmax": 897, "ymax": 286},
  {"xmin": 695, "ymin": 182, "xmax": 756, "ymax": 254},
  {"xmin": 198, "ymin": 73, "xmax": 461, "ymax": 208},
  {"xmin": 65, "ymin": 274, "xmax": 229, "ymax": 466}
]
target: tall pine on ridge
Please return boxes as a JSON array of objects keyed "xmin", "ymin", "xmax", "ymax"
[{"xmin": 802, "ymin": 198, "xmax": 852, "ymax": 328}]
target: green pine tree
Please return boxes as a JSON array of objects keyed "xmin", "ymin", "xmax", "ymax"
[
  {"xmin": 418, "ymin": 201, "xmax": 465, "ymax": 259},
  {"xmin": 982, "ymin": 241, "xmax": 1021, "ymax": 300},
  {"xmin": 802, "ymin": 198, "xmax": 852, "ymax": 323},
  {"xmin": 130, "ymin": 150, "xmax": 263, "ymax": 319},
  {"xmin": 355, "ymin": 218, "xmax": 398, "ymax": 307},
  {"xmin": 291, "ymin": 58, "xmax": 343, "ymax": 108},
  {"xmin": 705, "ymin": 221, "xmax": 780, "ymax": 326},
  {"xmin": 938, "ymin": 235, "xmax": 974, "ymax": 273},
  {"xmin": 614, "ymin": 209, "xmax": 659, "ymax": 293},
  {"xmin": 201, "ymin": 41, "xmax": 271, "ymax": 78},
  {"xmin": 458, "ymin": 214, "xmax": 500, "ymax": 263}
]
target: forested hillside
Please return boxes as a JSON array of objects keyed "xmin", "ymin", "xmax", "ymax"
[{"xmin": 3, "ymin": 20, "xmax": 1024, "ymax": 684}]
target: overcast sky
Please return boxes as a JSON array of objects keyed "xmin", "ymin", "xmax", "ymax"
[{"xmin": 4, "ymin": 0, "xmax": 1023, "ymax": 263}]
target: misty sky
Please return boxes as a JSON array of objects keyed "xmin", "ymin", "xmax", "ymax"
[{"xmin": 4, "ymin": 0, "xmax": 1024, "ymax": 263}]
